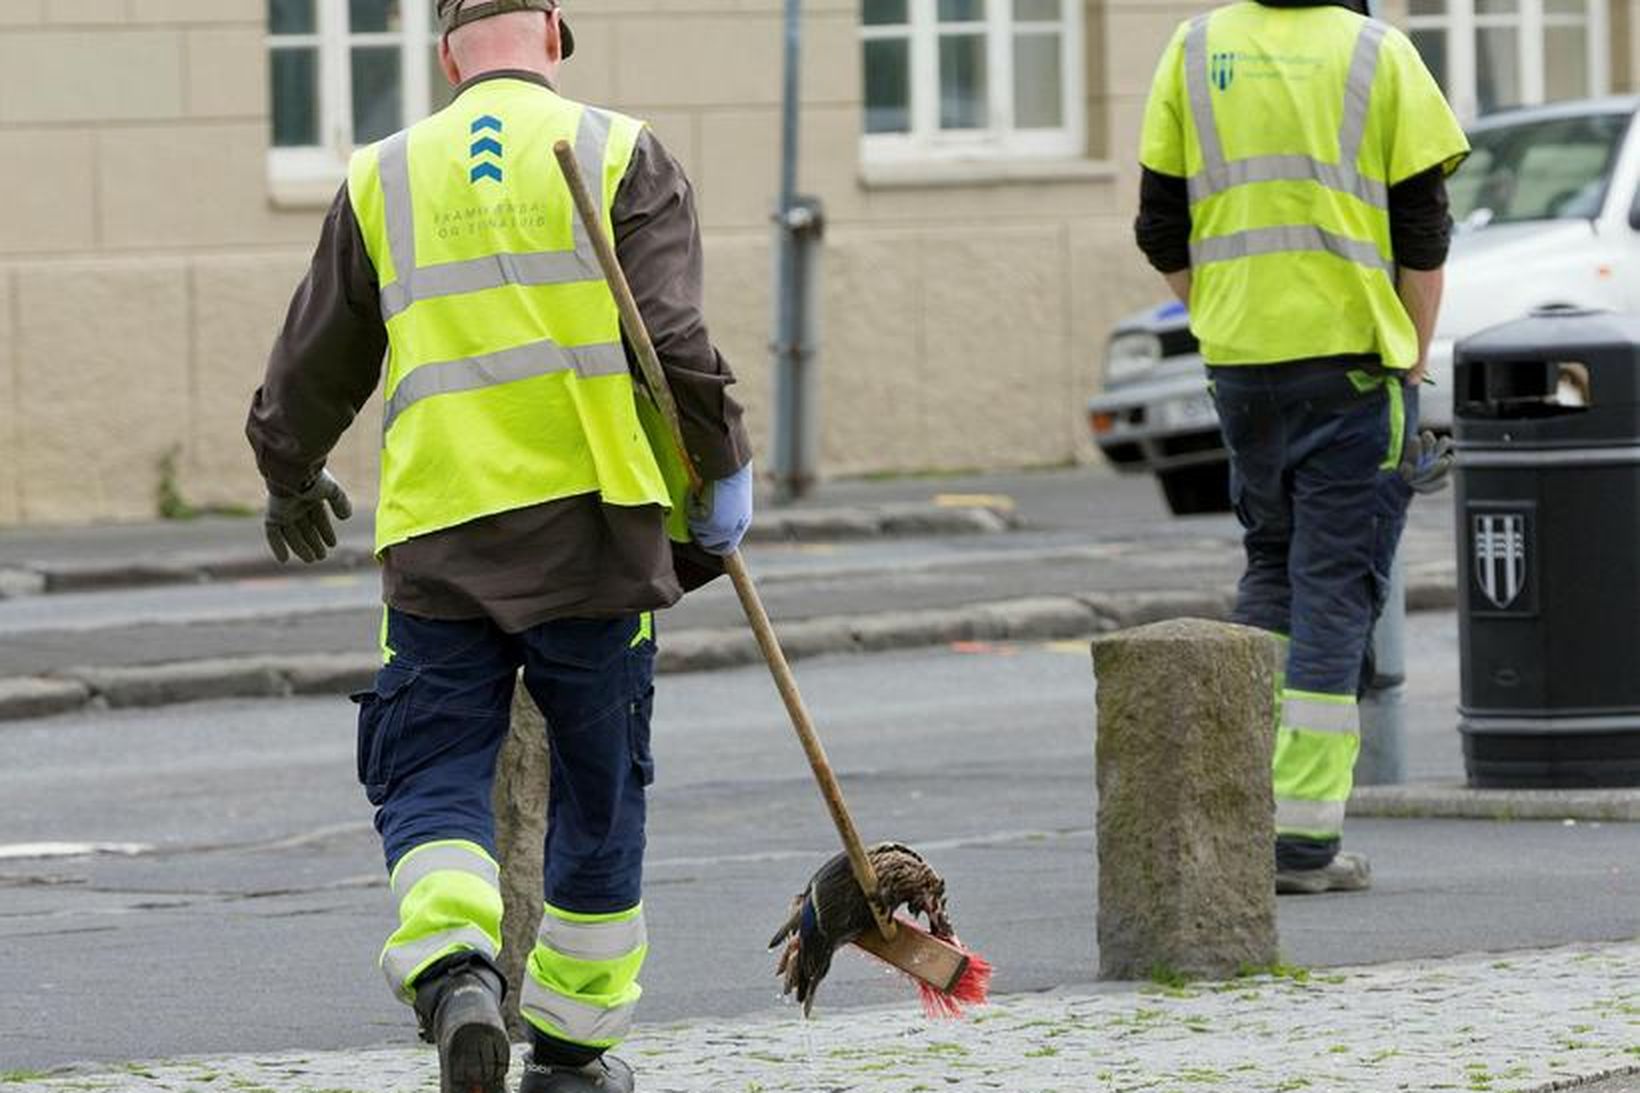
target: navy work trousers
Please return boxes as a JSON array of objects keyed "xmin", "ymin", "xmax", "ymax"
[
  {"xmin": 1209, "ymin": 361, "xmax": 1415, "ymax": 697},
  {"xmin": 354, "ymin": 609, "xmax": 656, "ymax": 915}
]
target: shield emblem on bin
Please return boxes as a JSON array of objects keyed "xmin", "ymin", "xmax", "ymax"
[{"xmin": 1473, "ymin": 513, "xmax": 1528, "ymax": 609}]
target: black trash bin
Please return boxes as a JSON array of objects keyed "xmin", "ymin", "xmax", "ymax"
[{"xmin": 1454, "ymin": 306, "xmax": 1640, "ymax": 788}]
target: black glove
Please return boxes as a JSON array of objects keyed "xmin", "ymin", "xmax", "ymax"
[
  {"xmin": 1399, "ymin": 430, "xmax": 1456, "ymax": 495},
  {"xmin": 264, "ymin": 470, "xmax": 352, "ymax": 564}
]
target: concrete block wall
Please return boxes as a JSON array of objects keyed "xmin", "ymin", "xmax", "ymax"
[
  {"xmin": 0, "ymin": 0, "xmax": 1179, "ymax": 525},
  {"xmin": 0, "ymin": 0, "xmax": 327, "ymax": 523}
]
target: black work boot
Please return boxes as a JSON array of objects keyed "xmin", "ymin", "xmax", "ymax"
[
  {"xmin": 519, "ymin": 1054, "xmax": 635, "ymax": 1093},
  {"xmin": 412, "ymin": 955, "xmax": 511, "ymax": 1093}
]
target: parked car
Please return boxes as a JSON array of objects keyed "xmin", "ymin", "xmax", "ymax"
[{"xmin": 1090, "ymin": 95, "xmax": 1640, "ymax": 515}]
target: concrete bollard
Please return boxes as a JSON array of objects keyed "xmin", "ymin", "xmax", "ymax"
[
  {"xmin": 1092, "ymin": 618, "xmax": 1280, "ymax": 980},
  {"xmin": 493, "ymin": 679, "xmax": 549, "ymax": 1039}
]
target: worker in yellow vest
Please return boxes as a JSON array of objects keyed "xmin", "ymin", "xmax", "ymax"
[
  {"xmin": 246, "ymin": 3, "xmax": 752, "ymax": 1090},
  {"xmin": 1135, "ymin": 0, "xmax": 1467, "ymax": 893}
]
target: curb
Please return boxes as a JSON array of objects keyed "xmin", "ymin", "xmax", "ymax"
[
  {"xmin": 1350, "ymin": 783, "xmax": 1640, "ymax": 822},
  {"xmin": 0, "ymin": 503, "xmax": 1018, "ymax": 599},
  {"xmin": 0, "ymin": 579, "xmax": 1477, "ymax": 726}
]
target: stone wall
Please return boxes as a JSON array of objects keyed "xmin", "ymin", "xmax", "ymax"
[{"xmin": 9, "ymin": 0, "xmax": 1615, "ymax": 525}]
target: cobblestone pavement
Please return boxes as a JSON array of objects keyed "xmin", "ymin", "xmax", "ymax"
[{"xmin": 15, "ymin": 941, "xmax": 1636, "ymax": 1093}]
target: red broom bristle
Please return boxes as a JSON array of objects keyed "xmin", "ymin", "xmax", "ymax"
[{"xmin": 916, "ymin": 940, "xmax": 992, "ymax": 1019}]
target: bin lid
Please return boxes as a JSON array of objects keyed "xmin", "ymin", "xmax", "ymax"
[{"xmin": 1457, "ymin": 306, "xmax": 1640, "ymax": 363}]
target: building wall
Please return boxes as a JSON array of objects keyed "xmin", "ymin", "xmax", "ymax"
[{"xmin": 0, "ymin": 0, "xmax": 1629, "ymax": 525}]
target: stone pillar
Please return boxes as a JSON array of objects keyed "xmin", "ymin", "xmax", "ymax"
[
  {"xmin": 1092, "ymin": 618, "xmax": 1279, "ymax": 980},
  {"xmin": 493, "ymin": 679, "xmax": 549, "ymax": 1039}
]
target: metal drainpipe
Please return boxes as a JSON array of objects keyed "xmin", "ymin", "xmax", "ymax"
[
  {"xmin": 1353, "ymin": 0, "xmax": 1407, "ymax": 788},
  {"xmin": 1358, "ymin": 547, "xmax": 1408, "ymax": 785},
  {"xmin": 771, "ymin": 0, "xmax": 824, "ymax": 503}
]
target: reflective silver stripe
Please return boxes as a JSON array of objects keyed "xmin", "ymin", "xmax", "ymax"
[
  {"xmin": 376, "ymin": 105, "xmax": 616, "ymax": 321},
  {"xmin": 1283, "ymin": 696, "xmax": 1360, "ymax": 736},
  {"xmin": 384, "ymin": 339, "xmax": 628, "ymax": 433},
  {"xmin": 1188, "ymin": 156, "xmax": 1388, "ymax": 210},
  {"xmin": 520, "ymin": 980, "xmax": 636, "ymax": 1045},
  {"xmin": 569, "ymin": 106, "xmax": 614, "ymax": 260},
  {"xmin": 1276, "ymin": 797, "xmax": 1347, "ymax": 834},
  {"xmin": 1185, "ymin": 19, "xmax": 1389, "ymax": 210},
  {"xmin": 1338, "ymin": 22, "xmax": 1388, "ymax": 173},
  {"xmin": 538, "ymin": 909, "xmax": 647, "ymax": 963},
  {"xmin": 382, "ymin": 251, "xmax": 594, "ymax": 318},
  {"xmin": 1460, "ymin": 446, "xmax": 1640, "ymax": 468},
  {"xmin": 381, "ymin": 925, "xmax": 497, "ymax": 995},
  {"xmin": 390, "ymin": 843, "xmax": 499, "ymax": 901},
  {"xmin": 1182, "ymin": 16, "xmax": 1224, "ymax": 172},
  {"xmin": 1190, "ymin": 225, "xmax": 1393, "ymax": 277},
  {"xmin": 379, "ymin": 131, "xmax": 415, "ymax": 298}
]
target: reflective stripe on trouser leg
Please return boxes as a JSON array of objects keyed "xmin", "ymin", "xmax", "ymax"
[
  {"xmin": 1273, "ymin": 690, "xmax": 1359, "ymax": 841},
  {"xmin": 380, "ymin": 839, "xmax": 503, "ymax": 1002},
  {"xmin": 521, "ymin": 902, "xmax": 647, "ymax": 1050}
]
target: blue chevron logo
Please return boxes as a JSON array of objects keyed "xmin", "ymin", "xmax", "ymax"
[{"xmin": 469, "ymin": 115, "xmax": 504, "ymax": 184}]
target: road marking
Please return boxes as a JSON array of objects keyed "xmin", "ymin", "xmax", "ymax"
[
  {"xmin": 934, "ymin": 493, "xmax": 1015, "ymax": 512},
  {"xmin": 0, "ymin": 842, "xmax": 152, "ymax": 861}
]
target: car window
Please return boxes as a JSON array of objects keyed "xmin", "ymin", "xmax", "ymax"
[{"xmin": 1448, "ymin": 112, "xmax": 1632, "ymax": 226}]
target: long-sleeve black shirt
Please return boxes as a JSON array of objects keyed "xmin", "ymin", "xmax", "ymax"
[
  {"xmin": 1136, "ymin": 164, "xmax": 1454, "ymax": 274},
  {"xmin": 247, "ymin": 70, "xmax": 751, "ymax": 631}
]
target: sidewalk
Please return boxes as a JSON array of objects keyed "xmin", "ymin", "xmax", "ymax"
[
  {"xmin": 0, "ymin": 468, "xmax": 1462, "ymax": 723},
  {"xmin": 15, "ymin": 940, "xmax": 1637, "ymax": 1092}
]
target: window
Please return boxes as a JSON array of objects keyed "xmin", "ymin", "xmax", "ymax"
[
  {"xmin": 268, "ymin": 0, "xmax": 456, "ymax": 189},
  {"xmin": 1406, "ymin": 0, "xmax": 1608, "ymax": 122},
  {"xmin": 861, "ymin": 0, "xmax": 1085, "ymax": 162},
  {"xmin": 1447, "ymin": 111, "xmax": 1628, "ymax": 225}
]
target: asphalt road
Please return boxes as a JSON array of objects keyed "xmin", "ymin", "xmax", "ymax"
[{"xmin": 3, "ymin": 626, "xmax": 1635, "ymax": 1071}]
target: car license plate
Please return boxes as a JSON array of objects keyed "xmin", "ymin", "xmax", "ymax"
[{"xmin": 1158, "ymin": 392, "xmax": 1217, "ymax": 430}]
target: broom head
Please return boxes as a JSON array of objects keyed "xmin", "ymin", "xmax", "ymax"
[{"xmin": 851, "ymin": 915, "xmax": 993, "ymax": 1018}]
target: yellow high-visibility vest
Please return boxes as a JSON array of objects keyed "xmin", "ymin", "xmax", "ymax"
[
  {"xmin": 349, "ymin": 78, "xmax": 688, "ymax": 552},
  {"xmin": 1140, "ymin": 2, "xmax": 1469, "ymax": 367}
]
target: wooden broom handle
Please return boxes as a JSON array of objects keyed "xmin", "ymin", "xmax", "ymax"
[{"xmin": 553, "ymin": 141, "xmax": 897, "ymax": 942}]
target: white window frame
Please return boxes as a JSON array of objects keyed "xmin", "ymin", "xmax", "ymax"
[
  {"xmin": 861, "ymin": 0, "xmax": 1086, "ymax": 165},
  {"xmin": 267, "ymin": 0, "xmax": 445, "ymax": 192},
  {"xmin": 1405, "ymin": 0, "xmax": 1609, "ymax": 123}
]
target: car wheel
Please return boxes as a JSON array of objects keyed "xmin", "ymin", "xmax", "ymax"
[{"xmin": 1157, "ymin": 463, "xmax": 1231, "ymax": 516}]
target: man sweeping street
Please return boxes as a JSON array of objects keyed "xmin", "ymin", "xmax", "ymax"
[
  {"xmin": 1134, "ymin": 0, "xmax": 1466, "ymax": 892},
  {"xmin": 246, "ymin": 2, "xmax": 752, "ymax": 1090}
]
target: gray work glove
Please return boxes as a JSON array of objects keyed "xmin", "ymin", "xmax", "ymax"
[
  {"xmin": 1399, "ymin": 430, "xmax": 1456, "ymax": 495},
  {"xmin": 264, "ymin": 470, "xmax": 352, "ymax": 564}
]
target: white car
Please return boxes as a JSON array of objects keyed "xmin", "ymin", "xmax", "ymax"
[{"xmin": 1090, "ymin": 95, "xmax": 1640, "ymax": 515}]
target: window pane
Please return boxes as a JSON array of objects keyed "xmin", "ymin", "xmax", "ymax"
[
  {"xmin": 939, "ymin": 0, "xmax": 984, "ymax": 22},
  {"xmin": 864, "ymin": 39, "xmax": 911, "ymax": 133},
  {"xmin": 863, "ymin": 0, "xmax": 908, "ymax": 26},
  {"xmin": 1545, "ymin": 0, "xmax": 1587, "ymax": 12},
  {"xmin": 353, "ymin": 45, "xmax": 403, "ymax": 143},
  {"xmin": 1476, "ymin": 27, "xmax": 1520, "ymax": 113},
  {"xmin": 939, "ymin": 33, "xmax": 988, "ymax": 129},
  {"xmin": 1014, "ymin": 33, "xmax": 1062, "ymax": 128},
  {"xmin": 1410, "ymin": 28, "xmax": 1448, "ymax": 93},
  {"xmin": 268, "ymin": 0, "xmax": 315, "ymax": 34},
  {"xmin": 1544, "ymin": 25, "xmax": 1589, "ymax": 100},
  {"xmin": 271, "ymin": 47, "xmax": 319, "ymax": 146},
  {"xmin": 1450, "ymin": 112, "xmax": 1626, "ymax": 222},
  {"xmin": 430, "ymin": 45, "xmax": 458, "ymax": 112},
  {"xmin": 350, "ymin": 0, "xmax": 401, "ymax": 33},
  {"xmin": 1475, "ymin": 0, "xmax": 1518, "ymax": 14},
  {"xmin": 1408, "ymin": 0, "xmax": 1446, "ymax": 13},
  {"xmin": 1014, "ymin": 0, "xmax": 1060, "ymax": 19}
]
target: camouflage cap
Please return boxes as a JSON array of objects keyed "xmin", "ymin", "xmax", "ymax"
[{"xmin": 436, "ymin": 0, "xmax": 575, "ymax": 58}]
